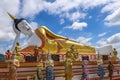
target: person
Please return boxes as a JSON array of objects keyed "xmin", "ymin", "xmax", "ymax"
[{"xmin": 8, "ymin": 13, "xmax": 95, "ymax": 54}]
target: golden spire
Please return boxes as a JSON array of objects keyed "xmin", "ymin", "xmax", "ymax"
[{"xmin": 7, "ymin": 12, "xmax": 16, "ymax": 20}]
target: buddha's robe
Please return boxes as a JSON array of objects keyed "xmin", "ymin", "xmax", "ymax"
[{"xmin": 35, "ymin": 26, "xmax": 95, "ymax": 54}]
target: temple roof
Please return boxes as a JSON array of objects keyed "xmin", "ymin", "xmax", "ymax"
[{"xmin": 20, "ymin": 46, "xmax": 42, "ymax": 54}]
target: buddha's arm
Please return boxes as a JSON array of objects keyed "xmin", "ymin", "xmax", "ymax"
[{"xmin": 38, "ymin": 26, "xmax": 68, "ymax": 40}]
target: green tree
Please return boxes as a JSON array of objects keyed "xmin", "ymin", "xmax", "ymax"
[{"xmin": 0, "ymin": 54, "xmax": 5, "ymax": 62}]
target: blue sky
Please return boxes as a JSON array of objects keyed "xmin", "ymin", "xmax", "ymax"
[{"xmin": 0, "ymin": 0, "xmax": 120, "ymax": 57}]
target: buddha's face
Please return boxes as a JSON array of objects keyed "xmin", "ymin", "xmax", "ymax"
[{"xmin": 17, "ymin": 20, "xmax": 32, "ymax": 35}]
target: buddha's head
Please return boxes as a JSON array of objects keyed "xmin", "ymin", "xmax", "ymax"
[{"xmin": 8, "ymin": 13, "xmax": 32, "ymax": 36}]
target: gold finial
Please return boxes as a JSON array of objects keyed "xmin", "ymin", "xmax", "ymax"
[{"xmin": 7, "ymin": 12, "xmax": 16, "ymax": 20}]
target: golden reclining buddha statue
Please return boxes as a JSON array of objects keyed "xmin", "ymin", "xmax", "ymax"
[{"xmin": 8, "ymin": 13, "xmax": 95, "ymax": 54}]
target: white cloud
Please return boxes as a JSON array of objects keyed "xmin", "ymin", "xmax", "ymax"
[
  {"xmin": 104, "ymin": 8, "xmax": 120, "ymax": 26},
  {"xmin": 15, "ymin": 0, "xmax": 114, "ymax": 23},
  {"xmin": 97, "ymin": 33, "xmax": 120, "ymax": 46},
  {"xmin": 100, "ymin": 0, "xmax": 120, "ymax": 27},
  {"xmin": 73, "ymin": 36, "xmax": 92, "ymax": 45},
  {"xmin": 45, "ymin": 0, "xmax": 108, "ymax": 14},
  {"xmin": 65, "ymin": 22, "xmax": 87, "ymax": 31},
  {"xmin": 98, "ymin": 32, "xmax": 107, "ymax": 37},
  {"xmin": 20, "ymin": 0, "xmax": 120, "ymax": 28},
  {"xmin": 21, "ymin": 0, "xmax": 45, "ymax": 17},
  {"xmin": 88, "ymin": 16, "xmax": 92, "ymax": 19},
  {"xmin": 97, "ymin": 38, "xmax": 107, "ymax": 46},
  {"xmin": 101, "ymin": 0, "xmax": 120, "ymax": 13},
  {"xmin": 45, "ymin": 0, "xmax": 82, "ymax": 14},
  {"xmin": 20, "ymin": 0, "xmax": 86, "ymax": 21},
  {"xmin": 0, "ymin": 30, "xmax": 15, "ymax": 41},
  {"xmin": 0, "ymin": 0, "xmax": 20, "ymax": 42},
  {"xmin": 0, "ymin": 0, "xmax": 20, "ymax": 15},
  {"xmin": 1, "ymin": 0, "xmax": 110, "ymax": 22},
  {"xmin": 65, "ymin": 11, "xmax": 86, "ymax": 21},
  {"xmin": 30, "ymin": 22, "xmax": 38, "ymax": 30},
  {"xmin": 97, "ymin": 33, "xmax": 120, "ymax": 58},
  {"xmin": 81, "ymin": 0, "xmax": 108, "ymax": 9},
  {"xmin": 107, "ymin": 33, "xmax": 120, "ymax": 44},
  {"xmin": 60, "ymin": 18, "xmax": 65, "ymax": 24}
]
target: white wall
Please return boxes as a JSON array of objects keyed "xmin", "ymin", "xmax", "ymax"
[{"xmin": 95, "ymin": 45, "xmax": 113, "ymax": 54}]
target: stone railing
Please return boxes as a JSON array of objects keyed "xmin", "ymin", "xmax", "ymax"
[{"xmin": 0, "ymin": 61, "xmax": 120, "ymax": 80}]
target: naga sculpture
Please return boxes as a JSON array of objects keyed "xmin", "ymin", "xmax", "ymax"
[
  {"xmin": 8, "ymin": 53, "xmax": 20, "ymax": 80},
  {"xmin": 8, "ymin": 13, "xmax": 95, "ymax": 54},
  {"xmin": 14, "ymin": 42, "xmax": 24, "ymax": 62}
]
